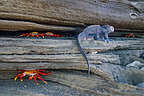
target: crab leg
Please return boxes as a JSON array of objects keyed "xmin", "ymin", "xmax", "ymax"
[
  {"xmin": 14, "ymin": 73, "xmax": 23, "ymax": 81},
  {"xmin": 39, "ymin": 69, "xmax": 46, "ymax": 72},
  {"xmin": 20, "ymin": 74, "xmax": 24, "ymax": 81},
  {"xmin": 34, "ymin": 75, "xmax": 39, "ymax": 86},
  {"xmin": 39, "ymin": 71, "xmax": 52, "ymax": 75},
  {"xmin": 37, "ymin": 73, "xmax": 48, "ymax": 85}
]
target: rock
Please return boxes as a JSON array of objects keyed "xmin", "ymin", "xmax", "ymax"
[
  {"xmin": 140, "ymin": 53, "xmax": 144, "ymax": 59},
  {"xmin": 122, "ymin": 68, "xmax": 144, "ymax": 85},
  {"xmin": 110, "ymin": 50, "xmax": 144, "ymax": 66},
  {"xmin": 95, "ymin": 63, "xmax": 124, "ymax": 81},
  {"xmin": 0, "ymin": 37, "xmax": 144, "ymax": 95},
  {"xmin": 0, "ymin": 79, "xmax": 94, "ymax": 96},
  {"xmin": 140, "ymin": 67, "xmax": 144, "ymax": 71},
  {"xmin": 137, "ymin": 82, "xmax": 144, "ymax": 88},
  {"xmin": 0, "ymin": 37, "xmax": 144, "ymax": 81},
  {"xmin": 131, "ymin": 1, "xmax": 144, "ymax": 13},
  {"xmin": 42, "ymin": 70, "xmax": 144, "ymax": 96},
  {"xmin": 1, "ymin": 70, "xmax": 144, "ymax": 96},
  {"xmin": 0, "ymin": 37, "xmax": 144, "ymax": 71},
  {"xmin": 0, "ymin": 0, "xmax": 144, "ymax": 32},
  {"xmin": 126, "ymin": 61, "xmax": 144, "ymax": 69}
]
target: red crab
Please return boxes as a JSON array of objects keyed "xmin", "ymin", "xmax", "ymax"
[
  {"xmin": 20, "ymin": 32, "xmax": 39, "ymax": 38},
  {"xmin": 14, "ymin": 69, "xmax": 52, "ymax": 85},
  {"xmin": 20, "ymin": 32, "xmax": 62, "ymax": 38},
  {"xmin": 125, "ymin": 33, "xmax": 135, "ymax": 38},
  {"xmin": 45, "ymin": 32, "xmax": 62, "ymax": 37},
  {"xmin": 45, "ymin": 32, "xmax": 54, "ymax": 37}
]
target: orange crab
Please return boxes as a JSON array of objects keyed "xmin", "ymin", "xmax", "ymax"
[
  {"xmin": 20, "ymin": 32, "xmax": 62, "ymax": 38},
  {"xmin": 20, "ymin": 32, "xmax": 39, "ymax": 38},
  {"xmin": 14, "ymin": 69, "xmax": 52, "ymax": 85}
]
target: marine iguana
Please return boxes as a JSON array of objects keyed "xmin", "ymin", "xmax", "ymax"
[{"xmin": 77, "ymin": 25, "xmax": 114, "ymax": 76}]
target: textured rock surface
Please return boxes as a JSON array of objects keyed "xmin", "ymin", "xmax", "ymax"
[
  {"xmin": 1, "ymin": 70, "xmax": 144, "ymax": 96},
  {"xmin": 0, "ymin": 0, "xmax": 144, "ymax": 32},
  {"xmin": 137, "ymin": 82, "xmax": 144, "ymax": 88},
  {"xmin": 0, "ymin": 37, "xmax": 144, "ymax": 95},
  {"xmin": 123, "ymin": 68, "xmax": 144, "ymax": 85},
  {"xmin": 0, "ymin": 0, "xmax": 144, "ymax": 95},
  {"xmin": 126, "ymin": 61, "xmax": 144, "ymax": 69},
  {"xmin": 0, "ymin": 37, "xmax": 144, "ymax": 71}
]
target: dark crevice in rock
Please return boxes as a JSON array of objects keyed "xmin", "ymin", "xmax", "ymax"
[{"xmin": 0, "ymin": 30, "xmax": 79, "ymax": 38}]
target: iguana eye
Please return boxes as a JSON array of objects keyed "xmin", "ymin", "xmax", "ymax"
[{"xmin": 110, "ymin": 26, "xmax": 114, "ymax": 32}]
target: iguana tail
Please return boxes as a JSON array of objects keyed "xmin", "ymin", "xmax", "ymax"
[{"xmin": 77, "ymin": 36, "xmax": 90, "ymax": 76}]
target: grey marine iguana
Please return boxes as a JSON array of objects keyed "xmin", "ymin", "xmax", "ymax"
[{"xmin": 77, "ymin": 25, "xmax": 114, "ymax": 76}]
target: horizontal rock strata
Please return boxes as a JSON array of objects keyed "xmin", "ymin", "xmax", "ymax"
[
  {"xmin": 0, "ymin": 37, "xmax": 144, "ymax": 95},
  {"xmin": 0, "ymin": 37, "xmax": 144, "ymax": 70},
  {"xmin": 0, "ymin": 0, "xmax": 144, "ymax": 32}
]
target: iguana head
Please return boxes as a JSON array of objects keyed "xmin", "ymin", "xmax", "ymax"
[{"xmin": 101, "ymin": 25, "xmax": 114, "ymax": 33}]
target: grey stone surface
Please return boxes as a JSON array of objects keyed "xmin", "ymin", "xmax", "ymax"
[
  {"xmin": 0, "ymin": 37, "xmax": 144, "ymax": 96},
  {"xmin": 0, "ymin": 0, "xmax": 144, "ymax": 32},
  {"xmin": 126, "ymin": 61, "xmax": 144, "ymax": 69},
  {"xmin": 137, "ymin": 82, "xmax": 144, "ymax": 88},
  {"xmin": 0, "ymin": 79, "xmax": 94, "ymax": 96},
  {"xmin": 140, "ymin": 67, "xmax": 144, "ymax": 71}
]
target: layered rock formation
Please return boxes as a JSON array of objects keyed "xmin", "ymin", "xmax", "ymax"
[
  {"xmin": 0, "ymin": 0, "xmax": 144, "ymax": 32},
  {"xmin": 0, "ymin": 0, "xmax": 144, "ymax": 95},
  {"xmin": 0, "ymin": 37, "xmax": 144, "ymax": 95}
]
